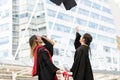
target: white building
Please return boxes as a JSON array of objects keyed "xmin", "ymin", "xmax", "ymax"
[
  {"xmin": 0, "ymin": 0, "xmax": 120, "ymax": 79},
  {"xmin": 13, "ymin": 0, "xmax": 120, "ymax": 71},
  {"xmin": 8, "ymin": 0, "xmax": 120, "ymax": 71},
  {"xmin": 0, "ymin": 0, "xmax": 13, "ymax": 60},
  {"xmin": 0, "ymin": 0, "xmax": 120, "ymax": 80},
  {"xmin": 45, "ymin": 0, "xmax": 120, "ymax": 72}
]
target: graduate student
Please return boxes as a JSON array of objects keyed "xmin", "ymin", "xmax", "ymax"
[
  {"xmin": 70, "ymin": 25, "xmax": 94, "ymax": 80},
  {"xmin": 29, "ymin": 35, "xmax": 61, "ymax": 80}
]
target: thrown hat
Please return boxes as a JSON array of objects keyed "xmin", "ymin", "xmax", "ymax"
[
  {"xmin": 50, "ymin": 0, "xmax": 63, "ymax": 5},
  {"xmin": 50, "ymin": 0, "xmax": 77, "ymax": 10},
  {"xmin": 63, "ymin": 0, "xmax": 77, "ymax": 10}
]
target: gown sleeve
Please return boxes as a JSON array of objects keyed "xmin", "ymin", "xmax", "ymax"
[
  {"xmin": 39, "ymin": 49, "xmax": 59, "ymax": 74},
  {"xmin": 42, "ymin": 38, "xmax": 54, "ymax": 56},
  {"xmin": 74, "ymin": 32, "xmax": 81, "ymax": 49}
]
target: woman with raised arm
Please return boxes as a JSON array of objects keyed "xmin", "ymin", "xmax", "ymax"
[
  {"xmin": 29, "ymin": 35, "xmax": 61, "ymax": 80},
  {"xmin": 70, "ymin": 25, "xmax": 94, "ymax": 80}
]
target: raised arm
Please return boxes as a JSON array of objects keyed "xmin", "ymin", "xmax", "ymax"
[
  {"xmin": 74, "ymin": 25, "xmax": 81, "ymax": 49},
  {"xmin": 42, "ymin": 35, "xmax": 55, "ymax": 45},
  {"xmin": 42, "ymin": 35, "xmax": 55, "ymax": 56}
]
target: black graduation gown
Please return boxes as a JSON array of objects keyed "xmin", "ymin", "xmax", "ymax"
[
  {"xmin": 70, "ymin": 32, "xmax": 94, "ymax": 80},
  {"xmin": 37, "ymin": 38, "xmax": 59, "ymax": 80}
]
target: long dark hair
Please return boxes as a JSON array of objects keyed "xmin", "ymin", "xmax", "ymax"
[
  {"xmin": 29, "ymin": 35, "xmax": 37, "ymax": 57},
  {"xmin": 83, "ymin": 33, "xmax": 92, "ymax": 46},
  {"xmin": 83, "ymin": 33, "xmax": 92, "ymax": 57}
]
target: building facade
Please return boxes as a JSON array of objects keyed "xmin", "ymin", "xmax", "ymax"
[
  {"xmin": 0, "ymin": 0, "xmax": 13, "ymax": 60},
  {"xmin": 0, "ymin": 0, "xmax": 119, "ymax": 74},
  {"xmin": 46, "ymin": 0, "xmax": 120, "ymax": 72}
]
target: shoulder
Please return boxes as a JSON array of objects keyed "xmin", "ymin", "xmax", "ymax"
[
  {"xmin": 37, "ymin": 47, "xmax": 46, "ymax": 53},
  {"xmin": 76, "ymin": 46, "xmax": 83, "ymax": 51},
  {"xmin": 76, "ymin": 46, "xmax": 86, "ymax": 55}
]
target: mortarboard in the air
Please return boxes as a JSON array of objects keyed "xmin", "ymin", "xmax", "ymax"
[
  {"xmin": 50, "ymin": 0, "xmax": 63, "ymax": 5},
  {"xmin": 63, "ymin": 0, "xmax": 77, "ymax": 10}
]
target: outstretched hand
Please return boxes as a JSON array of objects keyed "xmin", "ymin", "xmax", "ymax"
[
  {"xmin": 56, "ymin": 70, "xmax": 61, "ymax": 74},
  {"xmin": 41, "ymin": 35, "xmax": 55, "ymax": 45},
  {"xmin": 75, "ymin": 25, "xmax": 79, "ymax": 32}
]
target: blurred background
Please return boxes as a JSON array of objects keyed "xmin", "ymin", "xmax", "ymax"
[{"xmin": 0, "ymin": 0, "xmax": 120, "ymax": 80}]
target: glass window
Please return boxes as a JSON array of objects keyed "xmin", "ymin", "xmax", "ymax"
[
  {"xmin": 0, "ymin": 36, "xmax": 9, "ymax": 45},
  {"xmin": 13, "ymin": 37, "xmax": 18, "ymax": 43},
  {"xmin": 13, "ymin": 31, "xmax": 19, "ymax": 37},
  {"xmin": 90, "ymin": 43, "xmax": 97, "ymax": 50},
  {"xmin": 99, "ymin": 25, "xmax": 116, "ymax": 33},
  {"xmin": 97, "ymin": 34, "xmax": 115, "ymax": 43},
  {"xmin": 92, "ymin": 3, "xmax": 101, "ymax": 10},
  {"xmin": 69, "ymin": 39, "xmax": 74, "ymax": 46},
  {"xmin": 57, "ymin": 12, "xmax": 73, "ymax": 22},
  {"xmin": 20, "ymin": 13, "xmax": 28, "ymax": 18},
  {"xmin": 0, "ymin": 23, "xmax": 9, "ymax": 31},
  {"xmin": 3, "ymin": 50, "xmax": 9, "ymax": 57},
  {"xmin": 13, "ymin": 45, "xmax": 18, "ymax": 49},
  {"xmin": 13, "ymin": 17, "xmax": 19, "ymax": 23},
  {"xmin": 28, "ymin": 0, "xmax": 35, "ymax": 4},
  {"xmin": 0, "ymin": 0, "xmax": 7, "ymax": 6},
  {"xmin": 81, "ymin": 0, "xmax": 92, "ymax": 7},
  {"xmin": 71, "ymin": 28, "xmax": 76, "ymax": 35},
  {"xmin": 54, "ymin": 24, "xmax": 63, "ymax": 32},
  {"xmin": 90, "ymin": 12, "xmax": 100, "ymax": 19},
  {"xmin": 51, "ymin": 35, "xmax": 61, "ymax": 40},
  {"xmin": 77, "ymin": 18, "xmax": 87, "ymax": 26},
  {"xmin": 48, "ymin": 22, "xmax": 53, "ymax": 29},
  {"xmin": 113, "ymin": 58, "xmax": 117, "ymax": 64},
  {"xmin": 101, "ymin": 15, "xmax": 114, "ymax": 24},
  {"xmin": 88, "ymin": 22, "xmax": 98, "ymax": 29},
  {"xmin": 13, "ymin": 14, "xmax": 19, "ymax": 18},
  {"xmin": 37, "ymin": 3, "xmax": 44, "ymax": 11},
  {"xmin": 54, "ymin": 23, "xmax": 71, "ymax": 33},
  {"xmin": 54, "ymin": 48, "xmax": 59, "ymax": 55},
  {"xmin": 13, "ymin": 5, "xmax": 19, "ymax": 10},
  {"xmin": 103, "ymin": 46, "xmax": 110, "ymax": 52},
  {"xmin": 78, "ymin": 8, "xmax": 89, "ymax": 16},
  {"xmin": 106, "ymin": 57, "xmax": 111, "ymax": 62},
  {"xmin": 102, "ymin": 6, "xmax": 111, "ymax": 14},
  {"xmin": 1, "ymin": 9, "xmax": 9, "ymax": 18},
  {"xmin": 64, "ymin": 26, "xmax": 71, "ymax": 33},
  {"xmin": 80, "ymin": 30, "xmax": 85, "ymax": 35},
  {"xmin": 13, "ymin": 0, "xmax": 19, "ymax": 4},
  {"xmin": 47, "ymin": 9, "xmax": 56, "ymax": 17}
]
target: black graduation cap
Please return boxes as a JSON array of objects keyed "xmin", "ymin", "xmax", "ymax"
[
  {"xmin": 63, "ymin": 0, "xmax": 77, "ymax": 10},
  {"xmin": 50, "ymin": 0, "xmax": 77, "ymax": 10},
  {"xmin": 50, "ymin": 0, "xmax": 63, "ymax": 5}
]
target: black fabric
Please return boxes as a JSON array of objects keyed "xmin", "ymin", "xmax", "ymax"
[
  {"xmin": 42, "ymin": 38, "xmax": 54, "ymax": 56},
  {"xmin": 50, "ymin": 0, "xmax": 77, "ymax": 10},
  {"xmin": 70, "ymin": 32, "xmax": 94, "ymax": 80},
  {"xmin": 37, "ymin": 48, "xmax": 59, "ymax": 80},
  {"xmin": 63, "ymin": 0, "xmax": 77, "ymax": 10},
  {"xmin": 74, "ymin": 32, "xmax": 81, "ymax": 49},
  {"xmin": 50, "ymin": 0, "xmax": 63, "ymax": 5}
]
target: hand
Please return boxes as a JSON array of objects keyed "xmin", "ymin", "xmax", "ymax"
[
  {"xmin": 41, "ymin": 35, "xmax": 47, "ymax": 39},
  {"xmin": 56, "ymin": 70, "xmax": 61, "ymax": 74},
  {"xmin": 75, "ymin": 25, "xmax": 79, "ymax": 32}
]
